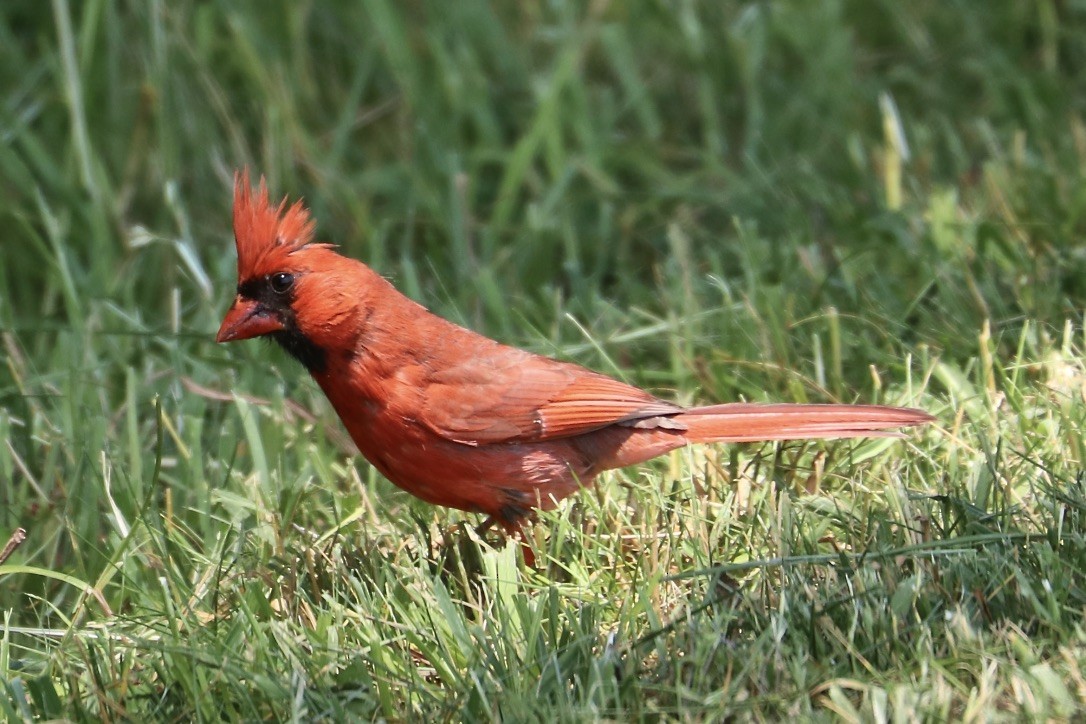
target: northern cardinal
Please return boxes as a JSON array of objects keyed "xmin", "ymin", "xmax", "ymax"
[{"xmin": 217, "ymin": 172, "xmax": 933, "ymax": 534}]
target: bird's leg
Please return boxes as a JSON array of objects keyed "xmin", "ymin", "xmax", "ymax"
[
  {"xmin": 474, "ymin": 515, "xmax": 499, "ymax": 537},
  {"xmin": 502, "ymin": 505, "xmax": 539, "ymax": 568},
  {"xmin": 476, "ymin": 497, "xmax": 539, "ymax": 567},
  {"xmin": 507, "ymin": 521, "xmax": 537, "ymax": 568}
]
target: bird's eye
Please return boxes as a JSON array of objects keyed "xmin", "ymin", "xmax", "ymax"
[{"xmin": 269, "ymin": 272, "xmax": 294, "ymax": 294}]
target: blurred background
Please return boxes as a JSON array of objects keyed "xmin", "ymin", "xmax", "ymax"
[
  {"xmin": 2, "ymin": 1, "xmax": 1086, "ymax": 719},
  {"xmin": 4, "ymin": 1, "xmax": 1083, "ymax": 356}
]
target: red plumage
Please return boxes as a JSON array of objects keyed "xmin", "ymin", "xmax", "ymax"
[{"xmin": 217, "ymin": 172, "xmax": 933, "ymax": 531}]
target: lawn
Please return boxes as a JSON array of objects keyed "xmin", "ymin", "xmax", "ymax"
[{"xmin": 2, "ymin": 1, "xmax": 1086, "ymax": 720}]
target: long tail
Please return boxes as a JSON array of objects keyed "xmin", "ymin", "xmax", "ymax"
[{"xmin": 677, "ymin": 403, "xmax": 934, "ymax": 443}]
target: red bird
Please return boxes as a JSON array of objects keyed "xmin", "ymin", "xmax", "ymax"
[{"xmin": 217, "ymin": 173, "xmax": 932, "ymax": 533}]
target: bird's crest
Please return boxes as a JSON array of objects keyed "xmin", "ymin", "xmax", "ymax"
[{"xmin": 232, "ymin": 169, "xmax": 320, "ymax": 275}]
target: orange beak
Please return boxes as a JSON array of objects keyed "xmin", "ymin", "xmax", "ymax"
[{"xmin": 216, "ymin": 297, "xmax": 285, "ymax": 342}]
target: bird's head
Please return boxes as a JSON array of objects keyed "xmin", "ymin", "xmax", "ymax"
[{"xmin": 216, "ymin": 170, "xmax": 361, "ymax": 373}]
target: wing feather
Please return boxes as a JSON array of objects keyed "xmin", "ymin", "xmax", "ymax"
[{"xmin": 419, "ymin": 350, "xmax": 682, "ymax": 445}]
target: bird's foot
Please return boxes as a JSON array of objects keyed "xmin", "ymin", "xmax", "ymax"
[{"xmin": 476, "ymin": 506, "xmax": 539, "ymax": 567}]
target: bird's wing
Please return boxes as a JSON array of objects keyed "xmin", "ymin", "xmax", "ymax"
[{"xmin": 418, "ymin": 350, "xmax": 683, "ymax": 446}]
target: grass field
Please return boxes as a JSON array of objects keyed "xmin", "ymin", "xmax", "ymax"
[{"xmin": 3, "ymin": 1, "xmax": 1086, "ymax": 720}]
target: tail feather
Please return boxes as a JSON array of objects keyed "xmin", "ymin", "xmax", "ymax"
[{"xmin": 677, "ymin": 403, "xmax": 934, "ymax": 443}]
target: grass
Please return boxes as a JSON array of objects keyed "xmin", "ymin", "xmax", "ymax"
[{"xmin": 2, "ymin": 0, "xmax": 1086, "ymax": 719}]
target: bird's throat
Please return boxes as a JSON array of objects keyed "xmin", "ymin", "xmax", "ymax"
[{"xmin": 271, "ymin": 328, "xmax": 328, "ymax": 374}]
